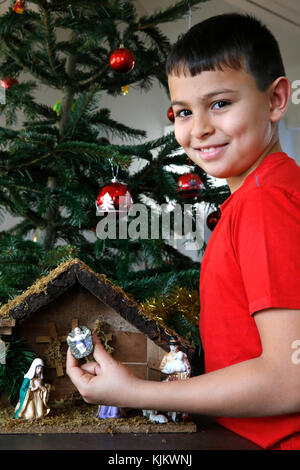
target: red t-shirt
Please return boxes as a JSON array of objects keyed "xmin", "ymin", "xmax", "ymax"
[{"xmin": 199, "ymin": 152, "xmax": 300, "ymax": 449}]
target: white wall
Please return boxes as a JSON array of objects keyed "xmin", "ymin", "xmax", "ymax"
[{"xmin": 279, "ymin": 119, "xmax": 300, "ymax": 164}]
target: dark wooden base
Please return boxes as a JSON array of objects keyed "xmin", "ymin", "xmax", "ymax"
[{"xmin": 0, "ymin": 415, "xmax": 263, "ymax": 450}]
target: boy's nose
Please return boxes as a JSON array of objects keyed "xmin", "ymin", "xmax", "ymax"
[{"xmin": 190, "ymin": 114, "xmax": 214, "ymax": 139}]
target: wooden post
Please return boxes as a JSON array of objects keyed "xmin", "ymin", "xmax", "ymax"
[
  {"xmin": 0, "ymin": 317, "xmax": 15, "ymax": 336},
  {"xmin": 36, "ymin": 319, "xmax": 79, "ymax": 377},
  {"xmin": 36, "ymin": 322, "xmax": 64, "ymax": 377}
]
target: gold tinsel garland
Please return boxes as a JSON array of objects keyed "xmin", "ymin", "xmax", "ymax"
[{"xmin": 140, "ymin": 286, "xmax": 200, "ymax": 330}]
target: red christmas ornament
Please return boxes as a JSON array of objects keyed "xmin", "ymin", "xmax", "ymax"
[
  {"xmin": 109, "ymin": 47, "xmax": 135, "ymax": 73},
  {"xmin": 13, "ymin": 0, "xmax": 25, "ymax": 14},
  {"xmin": 206, "ymin": 209, "xmax": 221, "ymax": 231},
  {"xmin": 177, "ymin": 173, "xmax": 203, "ymax": 199},
  {"xmin": 0, "ymin": 77, "xmax": 19, "ymax": 89},
  {"xmin": 96, "ymin": 177, "xmax": 133, "ymax": 214},
  {"xmin": 167, "ymin": 106, "xmax": 175, "ymax": 123}
]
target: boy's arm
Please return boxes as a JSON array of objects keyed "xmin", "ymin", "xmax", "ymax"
[{"xmin": 66, "ymin": 308, "xmax": 300, "ymax": 417}]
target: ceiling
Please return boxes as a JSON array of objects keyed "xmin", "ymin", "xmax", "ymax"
[
  {"xmin": 137, "ymin": 0, "xmax": 300, "ymax": 27},
  {"xmin": 225, "ymin": 0, "xmax": 300, "ymax": 34},
  {"xmin": 245, "ymin": 0, "xmax": 300, "ymax": 26},
  {"xmin": 135, "ymin": 0, "xmax": 300, "ymax": 66}
]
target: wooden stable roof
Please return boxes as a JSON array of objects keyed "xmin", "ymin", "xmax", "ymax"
[{"xmin": 0, "ymin": 258, "xmax": 194, "ymax": 358}]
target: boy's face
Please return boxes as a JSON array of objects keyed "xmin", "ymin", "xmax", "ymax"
[{"xmin": 168, "ymin": 66, "xmax": 279, "ymax": 191}]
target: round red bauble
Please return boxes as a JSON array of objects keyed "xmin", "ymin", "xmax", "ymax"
[
  {"xmin": 177, "ymin": 173, "xmax": 203, "ymax": 199},
  {"xmin": 206, "ymin": 209, "xmax": 221, "ymax": 231},
  {"xmin": 0, "ymin": 77, "xmax": 19, "ymax": 89},
  {"xmin": 96, "ymin": 177, "xmax": 133, "ymax": 214},
  {"xmin": 109, "ymin": 47, "xmax": 135, "ymax": 73},
  {"xmin": 167, "ymin": 106, "xmax": 175, "ymax": 123}
]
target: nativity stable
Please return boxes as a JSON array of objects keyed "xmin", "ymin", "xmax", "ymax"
[{"xmin": 0, "ymin": 258, "xmax": 194, "ymax": 401}]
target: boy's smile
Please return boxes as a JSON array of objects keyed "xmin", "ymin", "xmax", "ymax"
[{"xmin": 168, "ymin": 67, "xmax": 282, "ymax": 192}]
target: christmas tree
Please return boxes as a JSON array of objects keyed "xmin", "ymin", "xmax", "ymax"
[{"xmin": 0, "ymin": 0, "xmax": 229, "ymax": 353}]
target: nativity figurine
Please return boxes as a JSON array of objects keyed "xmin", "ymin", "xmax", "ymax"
[
  {"xmin": 95, "ymin": 405, "xmax": 122, "ymax": 420},
  {"xmin": 14, "ymin": 357, "xmax": 51, "ymax": 420},
  {"xmin": 67, "ymin": 325, "xmax": 93, "ymax": 359},
  {"xmin": 159, "ymin": 336, "xmax": 191, "ymax": 422}
]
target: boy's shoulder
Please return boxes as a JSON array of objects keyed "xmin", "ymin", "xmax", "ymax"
[
  {"xmin": 232, "ymin": 152, "xmax": 300, "ymax": 203},
  {"xmin": 226, "ymin": 152, "xmax": 300, "ymax": 219},
  {"xmin": 253, "ymin": 152, "xmax": 300, "ymax": 191}
]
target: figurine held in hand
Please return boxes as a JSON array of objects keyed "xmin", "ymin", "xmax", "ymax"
[{"xmin": 67, "ymin": 326, "xmax": 93, "ymax": 359}]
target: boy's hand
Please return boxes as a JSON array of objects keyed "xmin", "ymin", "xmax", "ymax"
[{"xmin": 66, "ymin": 335, "xmax": 138, "ymax": 407}]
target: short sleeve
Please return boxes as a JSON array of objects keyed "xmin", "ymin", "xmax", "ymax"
[{"xmin": 233, "ymin": 186, "xmax": 300, "ymax": 315}]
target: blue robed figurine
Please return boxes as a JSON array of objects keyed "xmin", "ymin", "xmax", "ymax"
[
  {"xmin": 14, "ymin": 358, "xmax": 51, "ymax": 420},
  {"xmin": 95, "ymin": 405, "xmax": 122, "ymax": 419}
]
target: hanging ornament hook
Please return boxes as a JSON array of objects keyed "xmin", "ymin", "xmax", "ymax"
[
  {"xmin": 68, "ymin": 4, "xmax": 75, "ymax": 19},
  {"xmin": 109, "ymin": 158, "xmax": 119, "ymax": 182},
  {"xmin": 188, "ymin": 157, "xmax": 195, "ymax": 173},
  {"xmin": 187, "ymin": 6, "xmax": 192, "ymax": 30}
]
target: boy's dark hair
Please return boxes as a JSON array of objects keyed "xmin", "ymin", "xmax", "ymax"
[{"xmin": 166, "ymin": 13, "xmax": 285, "ymax": 91}]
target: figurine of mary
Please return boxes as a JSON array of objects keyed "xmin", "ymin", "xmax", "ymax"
[{"xmin": 14, "ymin": 358, "xmax": 51, "ymax": 420}]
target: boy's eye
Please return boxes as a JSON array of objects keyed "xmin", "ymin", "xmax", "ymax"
[
  {"xmin": 212, "ymin": 100, "xmax": 230, "ymax": 110},
  {"xmin": 175, "ymin": 109, "xmax": 192, "ymax": 118}
]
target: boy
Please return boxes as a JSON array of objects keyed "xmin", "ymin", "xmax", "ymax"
[{"xmin": 66, "ymin": 13, "xmax": 300, "ymax": 450}]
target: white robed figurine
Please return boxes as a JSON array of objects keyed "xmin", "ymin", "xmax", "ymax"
[
  {"xmin": 159, "ymin": 336, "xmax": 191, "ymax": 422},
  {"xmin": 14, "ymin": 358, "xmax": 51, "ymax": 420},
  {"xmin": 160, "ymin": 336, "xmax": 191, "ymax": 380}
]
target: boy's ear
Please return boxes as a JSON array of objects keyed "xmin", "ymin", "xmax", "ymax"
[{"xmin": 269, "ymin": 76, "xmax": 291, "ymax": 122}]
